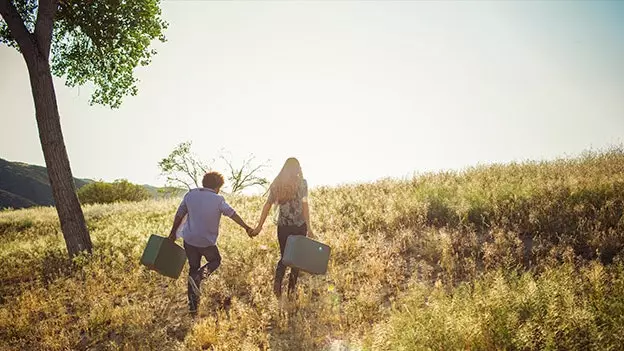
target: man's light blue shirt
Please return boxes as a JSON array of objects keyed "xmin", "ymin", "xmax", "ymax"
[{"xmin": 176, "ymin": 188, "xmax": 235, "ymax": 247}]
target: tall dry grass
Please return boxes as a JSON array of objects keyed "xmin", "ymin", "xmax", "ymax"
[{"xmin": 0, "ymin": 148, "xmax": 623, "ymax": 350}]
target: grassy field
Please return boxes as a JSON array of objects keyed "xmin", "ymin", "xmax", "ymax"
[{"xmin": 1, "ymin": 148, "xmax": 623, "ymax": 350}]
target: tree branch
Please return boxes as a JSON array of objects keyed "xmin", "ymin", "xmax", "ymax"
[
  {"xmin": 238, "ymin": 170, "xmax": 254, "ymax": 187},
  {"xmin": 34, "ymin": 0, "xmax": 56, "ymax": 60},
  {"xmin": 0, "ymin": 0, "xmax": 36, "ymax": 61},
  {"xmin": 189, "ymin": 157, "xmax": 205, "ymax": 187},
  {"xmin": 181, "ymin": 155, "xmax": 198, "ymax": 188},
  {"xmin": 167, "ymin": 176, "xmax": 191, "ymax": 191}
]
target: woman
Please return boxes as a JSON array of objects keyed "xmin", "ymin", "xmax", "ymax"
[{"xmin": 252, "ymin": 157, "xmax": 314, "ymax": 298}]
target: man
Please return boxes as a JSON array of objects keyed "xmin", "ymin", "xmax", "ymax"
[{"xmin": 168, "ymin": 171, "xmax": 255, "ymax": 314}]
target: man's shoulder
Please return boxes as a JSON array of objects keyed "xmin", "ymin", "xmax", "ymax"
[
  {"xmin": 185, "ymin": 188, "xmax": 200, "ymax": 197},
  {"xmin": 191, "ymin": 188, "xmax": 224, "ymax": 200}
]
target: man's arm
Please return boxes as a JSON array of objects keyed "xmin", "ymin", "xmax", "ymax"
[
  {"xmin": 169, "ymin": 196, "xmax": 188, "ymax": 240},
  {"xmin": 252, "ymin": 199, "xmax": 273, "ymax": 236},
  {"xmin": 220, "ymin": 198, "xmax": 253, "ymax": 237},
  {"xmin": 168, "ymin": 214, "xmax": 185, "ymax": 240},
  {"xmin": 230, "ymin": 212, "xmax": 253, "ymax": 236}
]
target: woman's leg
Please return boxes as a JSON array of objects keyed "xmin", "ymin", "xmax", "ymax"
[
  {"xmin": 274, "ymin": 226, "xmax": 290, "ymax": 297},
  {"xmin": 287, "ymin": 223, "xmax": 307, "ymax": 297}
]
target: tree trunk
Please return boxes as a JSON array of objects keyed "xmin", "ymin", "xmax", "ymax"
[{"xmin": 26, "ymin": 56, "xmax": 92, "ymax": 258}]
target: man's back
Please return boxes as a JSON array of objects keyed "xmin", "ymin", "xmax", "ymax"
[{"xmin": 177, "ymin": 188, "xmax": 235, "ymax": 247}]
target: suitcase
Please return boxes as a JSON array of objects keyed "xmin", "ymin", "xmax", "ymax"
[
  {"xmin": 282, "ymin": 235, "xmax": 331, "ymax": 275},
  {"xmin": 140, "ymin": 234, "xmax": 187, "ymax": 279}
]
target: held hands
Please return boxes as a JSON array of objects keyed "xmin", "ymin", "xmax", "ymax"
[
  {"xmin": 246, "ymin": 226, "xmax": 259, "ymax": 238},
  {"xmin": 245, "ymin": 226, "xmax": 254, "ymax": 238},
  {"xmin": 250, "ymin": 226, "xmax": 262, "ymax": 237}
]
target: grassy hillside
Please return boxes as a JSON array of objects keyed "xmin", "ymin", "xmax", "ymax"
[{"xmin": 0, "ymin": 149, "xmax": 623, "ymax": 350}]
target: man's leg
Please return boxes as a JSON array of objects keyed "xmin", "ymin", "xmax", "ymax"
[
  {"xmin": 197, "ymin": 246, "xmax": 222, "ymax": 284},
  {"xmin": 184, "ymin": 242, "xmax": 202, "ymax": 313}
]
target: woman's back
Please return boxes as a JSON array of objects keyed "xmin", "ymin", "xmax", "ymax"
[{"xmin": 273, "ymin": 179, "xmax": 308, "ymax": 227}]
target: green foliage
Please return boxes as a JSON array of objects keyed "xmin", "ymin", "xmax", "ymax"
[
  {"xmin": 0, "ymin": 0, "xmax": 167, "ymax": 108},
  {"xmin": 77, "ymin": 179, "xmax": 150, "ymax": 205},
  {"xmin": 0, "ymin": 0, "xmax": 35, "ymax": 46}
]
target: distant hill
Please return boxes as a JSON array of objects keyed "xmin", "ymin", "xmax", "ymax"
[
  {"xmin": 0, "ymin": 188, "xmax": 37, "ymax": 209},
  {"xmin": 0, "ymin": 158, "xmax": 183, "ymax": 210},
  {"xmin": 0, "ymin": 157, "xmax": 92, "ymax": 210}
]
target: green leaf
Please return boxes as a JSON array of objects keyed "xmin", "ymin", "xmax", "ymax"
[{"xmin": 1, "ymin": 0, "xmax": 167, "ymax": 108}]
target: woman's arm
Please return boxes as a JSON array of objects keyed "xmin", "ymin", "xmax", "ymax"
[
  {"xmin": 252, "ymin": 200, "xmax": 273, "ymax": 236},
  {"xmin": 302, "ymin": 199, "xmax": 314, "ymax": 238}
]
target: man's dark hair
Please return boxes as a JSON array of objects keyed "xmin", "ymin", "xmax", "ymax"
[{"xmin": 202, "ymin": 172, "xmax": 225, "ymax": 189}]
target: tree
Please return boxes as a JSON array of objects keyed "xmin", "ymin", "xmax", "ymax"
[
  {"xmin": 0, "ymin": 0, "xmax": 166, "ymax": 257},
  {"xmin": 78, "ymin": 179, "xmax": 151, "ymax": 205},
  {"xmin": 158, "ymin": 141, "xmax": 269, "ymax": 194},
  {"xmin": 158, "ymin": 141, "xmax": 209, "ymax": 190},
  {"xmin": 221, "ymin": 154, "xmax": 269, "ymax": 194}
]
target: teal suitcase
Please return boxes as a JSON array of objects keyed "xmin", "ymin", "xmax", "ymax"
[
  {"xmin": 282, "ymin": 236, "xmax": 331, "ymax": 275},
  {"xmin": 140, "ymin": 234, "xmax": 187, "ymax": 279}
]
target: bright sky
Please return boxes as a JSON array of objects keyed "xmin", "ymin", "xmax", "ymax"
[{"xmin": 1, "ymin": 1, "xmax": 623, "ymax": 190}]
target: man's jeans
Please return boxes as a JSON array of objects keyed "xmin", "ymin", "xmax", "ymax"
[{"xmin": 184, "ymin": 242, "xmax": 221, "ymax": 310}]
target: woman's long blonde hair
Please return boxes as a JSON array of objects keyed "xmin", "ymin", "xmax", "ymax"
[{"xmin": 270, "ymin": 158, "xmax": 303, "ymax": 204}]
